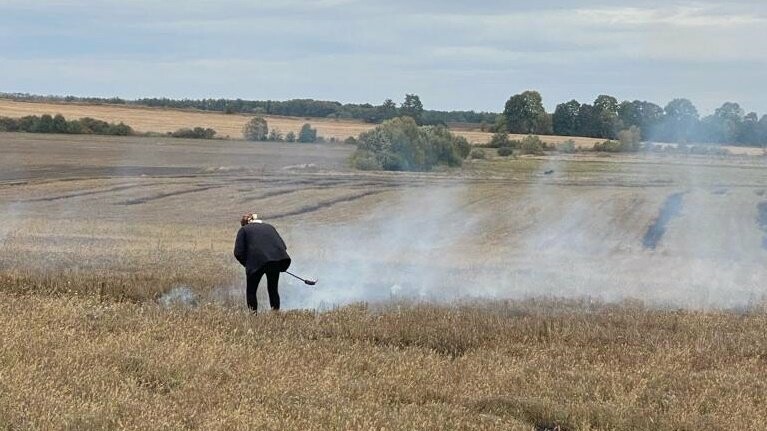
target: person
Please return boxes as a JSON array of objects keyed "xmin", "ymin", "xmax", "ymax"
[{"xmin": 233, "ymin": 213, "xmax": 291, "ymax": 311}]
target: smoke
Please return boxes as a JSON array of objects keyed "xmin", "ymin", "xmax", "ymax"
[
  {"xmin": 281, "ymin": 184, "xmax": 482, "ymax": 309},
  {"xmin": 276, "ymin": 156, "xmax": 767, "ymax": 311}
]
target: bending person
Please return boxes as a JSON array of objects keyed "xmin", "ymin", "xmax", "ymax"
[{"xmin": 233, "ymin": 213, "xmax": 291, "ymax": 311}]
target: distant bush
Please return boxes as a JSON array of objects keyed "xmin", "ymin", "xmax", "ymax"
[
  {"xmin": 350, "ymin": 117, "xmax": 470, "ymax": 171},
  {"xmin": 243, "ymin": 116, "xmax": 268, "ymax": 141},
  {"xmin": 689, "ymin": 144, "xmax": 730, "ymax": 156},
  {"xmin": 487, "ymin": 131, "xmax": 511, "ymax": 148},
  {"xmin": 268, "ymin": 128, "xmax": 284, "ymax": 142},
  {"xmin": 285, "ymin": 131, "xmax": 296, "ymax": 142},
  {"xmin": 497, "ymin": 146, "xmax": 514, "ymax": 157},
  {"xmin": 593, "ymin": 140, "xmax": 622, "ymax": 152},
  {"xmin": 0, "ymin": 116, "xmax": 18, "ymax": 132},
  {"xmin": 298, "ymin": 123, "xmax": 318, "ymax": 143},
  {"xmin": 0, "ymin": 114, "xmax": 132, "ymax": 136},
  {"xmin": 617, "ymin": 126, "xmax": 642, "ymax": 151},
  {"xmin": 470, "ymin": 149, "xmax": 486, "ymax": 159},
  {"xmin": 593, "ymin": 126, "xmax": 642, "ymax": 153},
  {"xmin": 171, "ymin": 127, "xmax": 216, "ymax": 139},
  {"xmin": 518, "ymin": 135, "xmax": 545, "ymax": 155},
  {"xmin": 557, "ymin": 139, "xmax": 577, "ymax": 154},
  {"xmin": 344, "ymin": 136, "xmax": 358, "ymax": 146}
]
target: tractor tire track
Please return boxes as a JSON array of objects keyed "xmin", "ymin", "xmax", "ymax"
[
  {"xmin": 118, "ymin": 185, "xmax": 224, "ymax": 206},
  {"xmin": 267, "ymin": 190, "xmax": 385, "ymax": 219},
  {"xmin": 22, "ymin": 183, "xmax": 164, "ymax": 203}
]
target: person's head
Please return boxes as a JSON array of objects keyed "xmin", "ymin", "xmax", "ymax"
[
  {"xmin": 240, "ymin": 213, "xmax": 262, "ymax": 226},
  {"xmin": 240, "ymin": 213, "xmax": 252, "ymax": 227}
]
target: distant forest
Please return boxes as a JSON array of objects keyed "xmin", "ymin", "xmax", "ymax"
[
  {"xmin": 0, "ymin": 92, "xmax": 497, "ymax": 126},
  {"xmin": 2, "ymin": 91, "xmax": 766, "ymax": 147},
  {"xmin": 500, "ymin": 91, "xmax": 767, "ymax": 148}
]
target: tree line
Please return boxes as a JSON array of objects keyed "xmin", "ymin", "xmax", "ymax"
[
  {"xmin": 1, "ymin": 93, "xmax": 496, "ymax": 126},
  {"xmin": 501, "ymin": 91, "xmax": 767, "ymax": 147},
  {"xmin": 0, "ymin": 113, "xmax": 221, "ymax": 140},
  {"xmin": 0, "ymin": 114, "xmax": 132, "ymax": 136},
  {"xmin": 4, "ymin": 91, "xmax": 766, "ymax": 146}
]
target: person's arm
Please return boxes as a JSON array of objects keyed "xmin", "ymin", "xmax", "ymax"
[{"xmin": 233, "ymin": 228, "xmax": 247, "ymax": 266}]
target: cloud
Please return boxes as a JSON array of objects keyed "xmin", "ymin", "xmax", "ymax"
[{"xmin": 0, "ymin": 1, "xmax": 765, "ymax": 114}]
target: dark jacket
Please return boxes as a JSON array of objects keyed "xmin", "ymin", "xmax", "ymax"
[{"xmin": 234, "ymin": 222, "xmax": 291, "ymax": 275}]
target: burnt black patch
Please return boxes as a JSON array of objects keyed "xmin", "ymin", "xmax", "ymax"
[
  {"xmin": 757, "ymin": 202, "xmax": 767, "ymax": 250},
  {"xmin": 643, "ymin": 192, "xmax": 685, "ymax": 250}
]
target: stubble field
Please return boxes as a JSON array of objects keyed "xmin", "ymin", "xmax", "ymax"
[{"xmin": 1, "ymin": 131, "xmax": 767, "ymax": 429}]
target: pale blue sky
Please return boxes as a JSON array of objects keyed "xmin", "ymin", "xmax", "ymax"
[{"xmin": 1, "ymin": 0, "xmax": 765, "ymax": 114}]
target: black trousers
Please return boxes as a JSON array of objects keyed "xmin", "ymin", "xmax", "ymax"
[{"xmin": 246, "ymin": 263, "xmax": 281, "ymax": 311}]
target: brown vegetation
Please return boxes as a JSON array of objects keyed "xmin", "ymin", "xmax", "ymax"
[
  {"xmin": 2, "ymin": 133, "xmax": 767, "ymax": 429},
  {"xmin": 1, "ymin": 291, "xmax": 766, "ymax": 430}
]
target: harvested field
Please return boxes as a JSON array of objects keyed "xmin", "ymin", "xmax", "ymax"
[
  {"xmin": 2, "ymin": 132, "xmax": 767, "ymax": 429},
  {"xmin": 2, "ymin": 295, "xmax": 766, "ymax": 430},
  {"xmin": 6, "ymin": 99, "xmax": 761, "ymax": 154}
]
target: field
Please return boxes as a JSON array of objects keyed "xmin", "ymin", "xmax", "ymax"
[
  {"xmin": 2, "ymin": 131, "xmax": 767, "ymax": 429},
  {"xmin": 0, "ymin": 99, "xmax": 610, "ymax": 147}
]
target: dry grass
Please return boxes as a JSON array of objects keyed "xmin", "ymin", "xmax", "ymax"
[
  {"xmin": 2, "ymin": 133, "xmax": 767, "ymax": 429},
  {"xmin": 1, "ymin": 290, "xmax": 766, "ymax": 430}
]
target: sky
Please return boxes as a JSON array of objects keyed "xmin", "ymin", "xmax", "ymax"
[{"xmin": 1, "ymin": 0, "xmax": 766, "ymax": 115}]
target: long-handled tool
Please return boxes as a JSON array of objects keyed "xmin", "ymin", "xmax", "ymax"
[{"xmin": 285, "ymin": 271, "xmax": 317, "ymax": 286}]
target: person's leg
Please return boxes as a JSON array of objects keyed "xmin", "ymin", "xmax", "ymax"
[
  {"xmin": 265, "ymin": 268, "xmax": 280, "ymax": 310},
  {"xmin": 246, "ymin": 270, "xmax": 264, "ymax": 311}
]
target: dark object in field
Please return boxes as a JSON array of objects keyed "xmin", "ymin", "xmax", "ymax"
[
  {"xmin": 234, "ymin": 215, "xmax": 291, "ymax": 311},
  {"xmin": 643, "ymin": 192, "xmax": 685, "ymax": 250},
  {"xmin": 234, "ymin": 217, "xmax": 291, "ymax": 276},
  {"xmin": 543, "ymin": 170, "xmax": 555, "ymax": 175},
  {"xmin": 757, "ymin": 202, "xmax": 767, "ymax": 250},
  {"xmin": 286, "ymin": 271, "xmax": 317, "ymax": 286},
  {"xmin": 757, "ymin": 202, "xmax": 767, "ymax": 231}
]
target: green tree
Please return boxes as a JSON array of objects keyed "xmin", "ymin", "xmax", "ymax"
[
  {"xmin": 758, "ymin": 115, "xmax": 767, "ymax": 146},
  {"xmin": 739, "ymin": 112, "xmax": 760, "ymax": 145},
  {"xmin": 298, "ymin": 123, "xmax": 317, "ymax": 143},
  {"xmin": 575, "ymin": 104, "xmax": 599, "ymax": 137},
  {"xmin": 503, "ymin": 91, "xmax": 549, "ymax": 134},
  {"xmin": 618, "ymin": 100, "xmax": 663, "ymax": 139},
  {"xmin": 661, "ymin": 98, "xmax": 699, "ymax": 142},
  {"xmin": 400, "ymin": 94, "xmax": 424, "ymax": 124},
  {"xmin": 713, "ymin": 102, "xmax": 745, "ymax": 144},
  {"xmin": 243, "ymin": 116, "xmax": 268, "ymax": 141},
  {"xmin": 553, "ymin": 100, "xmax": 581, "ymax": 136},
  {"xmin": 380, "ymin": 98, "xmax": 398, "ymax": 120},
  {"xmin": 350, "ymin": 117, "xmax": 469, "ymax": 171},
  {"xmin": 593, "ymin": 95, "xmax": 621, "ymax": 139}
]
